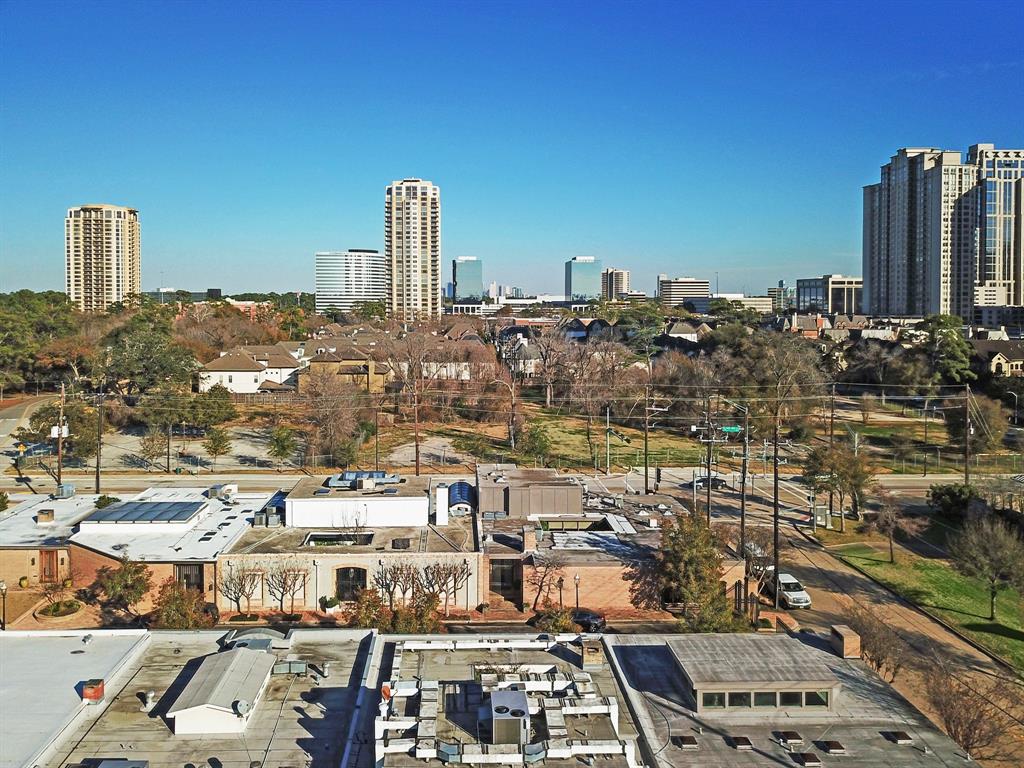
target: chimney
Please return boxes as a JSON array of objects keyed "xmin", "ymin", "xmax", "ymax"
[
  {"xmin": 522, "ymin": 526, "xmax": 537, "ymax": 552},
  {"xmin": 36, "ymin": 509, "xmax": 55, "ymax": 525}
]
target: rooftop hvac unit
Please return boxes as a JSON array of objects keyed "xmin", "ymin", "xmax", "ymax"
[
  {"xmin": 357, "ymin": 478, "xmax": 376, "ymax": 490},
  {"xmin": 489, "ymin": 690, "xmax": 530, "ymax": 746},
  {"xmin": 55, "ymin": 484, "xmax": 75, "ymax": 499},
  {"xmin": 253, "ymin": 511, "xmax": 267, "ymax": 527}
]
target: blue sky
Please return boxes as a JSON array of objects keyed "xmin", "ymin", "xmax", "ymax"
[{"xmin": 2, "ymin": 0, "xmax": 1022, "ymax": 297}]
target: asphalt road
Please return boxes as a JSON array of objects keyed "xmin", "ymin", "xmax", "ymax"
[{"xmin": 0, "ymin": 396, "xmax": 53, "ymax": 450}]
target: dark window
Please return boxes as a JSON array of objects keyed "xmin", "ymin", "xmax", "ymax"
[
  {"xmin": 728, "ymin": 692, "xmax": 751, "ymax": 707},
  {"xmin": 805, "ymin": 690, "xmax": 829, "ymax": 707},
  {"xmin": 702, "ymin": 692, "xmax": 725, "ymax": 708},
  {"xmin": 175, "ymin": 563, "xmax": 204, "ymax": 592},
  {"xmin": 780, "ymin": 691, "xmax": 802, "ymax": 707},
  {"xmin": 489, "ymin": 560, "xmax": 521, "ymax": 602},
  {"xmin": 335, "ymin": 567, "xmax": 367, "ymax": 602},
  {"xmin": 753, "ymin": 692, "xmax": 777, "ymax": 707}
]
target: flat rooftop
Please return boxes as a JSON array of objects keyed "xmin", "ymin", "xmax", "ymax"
[
  {"xmin": 39, "ymin": 629, "xmax": 372, "ymax": 768},
  {"xmin": 477, "ymin": 463, "xmax": 584, "ymax": 488},
  {"xmin": 0, "ymin": 630, "xmax": 151, "ymax": 768},
  {"xmin": 70, "ymin": 487, "xmax": 273, "ymax": 562},
  {"xmin": 287, "ymin": 474, "xmax": 432, "ymax": 499},
  {"xmin": 667, "ymin": 633, "xmax": 837, "ymax": 686},
  {"xmin": 0, "ymin": 492, "xmax": 102, "ymax": 548},
  {"xmin": 230, "ymin": 514, "xmax": 478, "ymax": 555},
  {"xmin": 606, "ymin": 634, "xmax": 965, "ymax": 767},
  {"xmin": 379, "ymin": 636, "xmax": 640, "ymax": 768}
]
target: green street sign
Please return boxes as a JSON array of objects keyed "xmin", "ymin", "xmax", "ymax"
[{"xmin": 720, "ymin": 425, "xmax": 742, "ymax": 434}]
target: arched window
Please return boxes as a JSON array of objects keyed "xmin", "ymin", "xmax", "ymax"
[{"xmin": 336, "ymin": 567, "xmax": 367, "ymax": 602}]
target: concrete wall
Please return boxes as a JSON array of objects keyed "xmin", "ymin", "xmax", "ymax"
[{"xmin": 285, "ymin": 497, "xmax": 429, "ymax": 528}]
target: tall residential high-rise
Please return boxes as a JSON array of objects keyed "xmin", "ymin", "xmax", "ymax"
[
  {"xmin": 600, "ymin": 268, "xmax": 630, "ymax": 300},
  {"xmin": 315, "ymin": 249, "xmax": 388, "ymax": 314},
  {"xmin": 795, "ymin": 274, "xmax": 863, "ymax": 314},
  {"xmin": 385, "ymin": 178, "xmax": 442, "ymax": 318},
  {"xmin": 564, "ymin": 256, "xmax": 602, "ymax": 300},
  {"xmin": 65, "ymin": 204, "xmax": 140, "ymax": 312},
  {"xmin": 657, "ymin": 276, "xmax": 710, "ymax": 307},
  {"xmin": 863, "ymin": 144, "xmax": 1024, "ymax": 317},
  {"xmin": 452, "ymin": 256, "xmax": 484, "ymax": 301}
]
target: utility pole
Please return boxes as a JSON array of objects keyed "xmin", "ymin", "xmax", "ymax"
[
  {"xmin": 55, "ymin": 383, "xmax": 66, "ymax": 486},
  {"xmin": 923, "ymin": 396, "xmax": 929, "ymax": 477},
  {"xmin": 643, "ymin": 387, "xmax": 668, "ymax": 494},
  {"xmin": 964, "ymin": 384, "xmax": 971, "ymax": 486},
  {"xmin": 828, "ymin": 383, "xmax": 835, "ymax": 519},
  {"xmin": 772, "ymin": 417, "xmax": 781, "ymax": 609},
  {"xmin": 605, "ymin": 407, "xmax": 611, "ymax": 476},
  {"xmin": 690, "ymin": 394, "xmax": 725, "ymax": 526},
  {"xmin": 374, "ymin": 406, "xmax": 381, "ymax": 472},
  {"xmin": 166, "ymin": 423, "xmax": 172, "ymax": 474},
  {"xmin": 94, "ymin": 390, "xmax": 104, "ymax": 493}
]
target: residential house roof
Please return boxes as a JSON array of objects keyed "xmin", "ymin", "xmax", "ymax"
[{"xmin": 203, "ymin": 351, "xmax": 266, "ymax": 373}]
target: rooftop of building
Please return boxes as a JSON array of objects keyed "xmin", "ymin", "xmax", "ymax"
[
  {"xmin": 477, "ymin": 464, "xmax": 586, "ymax": 489},
  {"xmin": 70, "ymin": 487, "xmax": 273, "ymax": 562},
  {"xmin": 3, "ymin": 629, "xmax": 370, "ymax": 768},
  {"xmin": 229, "ymin": 513, "xmax": 478, "ymax": 555},
  {"xmin": 286, "ymin": 474, "xmax": 432, "ymax": 500},
  {"xmin": 607, "ymin": 633, "xmax": 964, "ymax": 767},
  {"xmin": 0, "ymin": 492, "xmax": 103, "ymax": 548},
  {"xmin": 378, "ymin": 635, "xmax": 639, "ymax": 768}
]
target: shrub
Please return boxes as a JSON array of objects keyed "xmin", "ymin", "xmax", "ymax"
[{"xmin": 534, "ymin": 601, "xmax": 575, "ymax": 633}]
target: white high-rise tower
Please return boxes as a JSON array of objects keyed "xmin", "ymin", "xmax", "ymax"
[{"xmin": 385, "ymin": 178, "xmax": 441, "ymax": 318}]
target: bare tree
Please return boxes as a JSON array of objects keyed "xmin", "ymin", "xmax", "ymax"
[
  {"xmin": 845, "ymin": 607, "xmax": 909, "ymax": 683},
  {"xmin": 531, "ymin": 331, "xmax": 571, "ymax": 407},
  {"xmin": 423, "ymin": 560, "xmax": 473, "ymax": 616},
  {"xmin": 924, "ymin": 652, "xmax": 1020, "ymax": 761},
  {"xmin": 264, "ymin": 559, "xmax": 309, "ymax": 615},
  {"xmin": 864, "ymin": 487, "xmax": 922, "ymax": 563},
  {"xmin": 300, "ymin": 371, "xmax": 363, "ymax": 466},
  {"xmin": 219, "ymin": 563, "xmax": 263, "ymax": 615},
  {"xmin": 526, "ymin": 551, "xmax": 567, "ymax": 611},
  {"xmin": 948, "ymin": 516, "xmax": 1024, "ymax": 622},
  {"xmin": 393, "ymin": 563, "xmax": 424, "ymax": 606},
  {"xmin": 373, "ymin": 563, "xmax": 405, "ymax": 610}
]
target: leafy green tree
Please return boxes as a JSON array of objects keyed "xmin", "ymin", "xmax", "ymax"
[
  {"xmin": 94, "ymin": 556, "xmax": 152, "ymax": 618},
  {"xmin": 927, "ymin": 483, "xmax": 981, "ymax": 520},
  {"xmin": 948, "ymin": 517, "xmax": 1024, "ymax": 622},
  {"xmin": 658, "ymin": 513, "xmax": 736, "ymax": 632},
  {"xmin": 944, "ymin": 394, "xmax": 1008, "ymax": 454},
  {"xmin": 707, "ymin": 298, "xmax": 763, "ymax": 325},
  {"xmin": 202, "ymin": 427, "xmax": 232, "ymax": 470},
  {"xmin": 101, "ymin": 309, "xmax": 196, "ymax": 397},
  {"xmin": 191, "ymin": 384, "xmax": 237, "ymax": 427},
  {"xmin": 151, "ymin": 577, "xmax": 216, "ymax": 629},
  {"xmin": 16, "ymin": 400, "xmax": 100, "ymax": 462},
  {"xmin": 518, "ymin": 423, "xmax": 551, "ymax": 464},
  {"xmin": 915, "ymin": 314, "xmax": 976, "ymax": 385},
  {"xmin": 135, "ymin": 387, "xmax": 191, "ymax": 430},
  {"xmin": 94, "ymin": 495, "xmax": 120, "ymax": 509},
  {"xmin": 0, "ymin": 290, "xmax": 79, "ymax": 392},
  {"xmin": 352, "ymin": 300, "xmax": 387, "ymax": 321},
  {"xmin": 0, "ymin": 491, "xmax": 8, "ymax": 512},
  {"xmin": 346, "ymin": 589, "xmax": 390, "ymax": 631},
  {"xmin": 534, "ymin": 600, "xmax": 575, "ymax": 633},
  {"xmin": 267, "ymin": 425, "xmax": 297, "ymax": 470}
]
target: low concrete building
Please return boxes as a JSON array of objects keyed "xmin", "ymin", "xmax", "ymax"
[
  {"xmin": 167, "ymin": 647, "xmax": 276, "ymax": 734},
  {"xmin": 284, "ymin": 474, "xmax": 432, "ymax": 528},
  {"xmin": 477, "ymin": 464, "xmax": 584, "ymax": 519},
  {"xmin": 0, "ymin": 492, "xmax": 100, "ymax": 587}
]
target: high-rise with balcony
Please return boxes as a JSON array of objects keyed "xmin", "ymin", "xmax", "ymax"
[
  {"xmin": 863, "ymin": 144, "xmax": 1024, "ymax": 318},
  {"xmin": 65, "ymin": 203, "xmax": 140, "ymax": 312},
  {"xmin": 385, "ymin": 178, "xmax": 441, "ymax": 318},
  {"xmin": 600, "ymin": 268, "xmax": 630, "ymax": 300},
  {"xmin": 315, "ymin": 249, "xmax": 388, "ymax": 314},
  {"xmin": 452, "ymin": 256, "xmax": 484, "ymax": 301}
]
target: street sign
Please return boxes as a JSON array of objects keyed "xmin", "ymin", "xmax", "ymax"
[{"xmin": 720, "ymin": 425, "xmax": 742, "ymax": 434}]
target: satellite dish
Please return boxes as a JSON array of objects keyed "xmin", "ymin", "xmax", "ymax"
[{"xmin": 233, "ymin": 699, "xmax": 251, "ymax": 716}]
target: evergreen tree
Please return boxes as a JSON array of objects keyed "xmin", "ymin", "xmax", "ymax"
[{"xmin": 659, "ymin": 514, "xmax": 736, "ymax": 632}]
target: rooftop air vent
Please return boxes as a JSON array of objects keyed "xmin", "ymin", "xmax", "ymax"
[
  {"xmin": 36, "ymin": 509, "xmax": 56, "ymax": 525},
  {"xmin": 392, "ymin": 538, "xmax": 411, "ymax": 550}
]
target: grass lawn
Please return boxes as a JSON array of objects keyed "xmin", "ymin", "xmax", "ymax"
[{"xmin": 836, "ymin": 542, "xmax": 1024, "ymax": 670}]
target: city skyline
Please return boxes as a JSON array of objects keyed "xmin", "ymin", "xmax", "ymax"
[{"xmin": 2, "ymin": 1, "xmax": 1022, "ymax": 296}]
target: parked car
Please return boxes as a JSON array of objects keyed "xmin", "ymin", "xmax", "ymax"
[
  {"xmin": 572, "ymin": 608, "xmax": 607, "ymax": 633},
  {"xmin": 685, "ymin": 476, "xmax": 729, "ymax": 490},
  {"xmin": 762, "ymin": 568, "xmax": 812, "ymax": 609}
]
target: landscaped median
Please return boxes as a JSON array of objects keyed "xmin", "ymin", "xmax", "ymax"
[{"xmin": 833, "ymin": 541, "xmax": 1024, "ymax": 671}]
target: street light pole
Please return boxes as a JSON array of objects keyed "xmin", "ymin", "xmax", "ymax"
[
  {"xmin": 0, "ymin": 580, "xmax": 7, "ymax": 631},
  {"xmin": 574, "ymin": 573, "xmax": 580, "ymax": 613},
  {"xmin": 1007, "ymin": 391, "xmax": 1019, "ymax": 427},
  {"xmin": 491, "ymin": 379, "xmax": 516, "ymax": 450}
]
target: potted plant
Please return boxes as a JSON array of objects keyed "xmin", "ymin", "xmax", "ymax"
[
  {"xmin": 319, "ymin": 596, "xmax": 341, "ymax": 615},
  {"xmin": 19, "ymin": 576, "xmax": 29, "ymax": 588}
]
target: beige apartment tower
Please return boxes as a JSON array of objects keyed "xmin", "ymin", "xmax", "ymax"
[
  {"xmin": 65, "ymin": 204, "xmax": 140, "ymax": 312},
  {"xmin": 601, "ymin": 268, "xmax": 630, "ymax": 300},
  {"xmin": 385, "ymin": 178, "xmax": 441, "ymax": 319}
]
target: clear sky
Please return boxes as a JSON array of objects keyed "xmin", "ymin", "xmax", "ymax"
[{"xmin": 1, "ymin": 0, "xmax": 1022, "ymax": 297}]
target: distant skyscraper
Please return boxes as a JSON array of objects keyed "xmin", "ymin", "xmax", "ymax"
[
  {"xmin": 767, "ymin": 280, "xmax": 795, "ymax": 312},
  {"xmin": 385, "ymin": 178, "xmax": 442, "ymax": 318},
  {"xmin": 565, "ymin": 256, "xmax": 602, "ymax": 300},
  {"xmin": 863, "ymin": 144, "xmax": 1024, "ymax": 317},
  {"xmin": 657, "ymin": 277, "xmax": 710, "ymax": 307},
  {"xmin": 600, "ymin": 268, "xmax": 630, "ymax": 300},
  {"xmin": 452, "ymin": 256, "xmax": 484, "ymax": 301},
  {"xmin": 315, "ymin": 250, "xmax": 388, "ymax": 314},
  {"xmin": 65, "ymin": 203, "xmax": 140, "ymax": 312}
]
